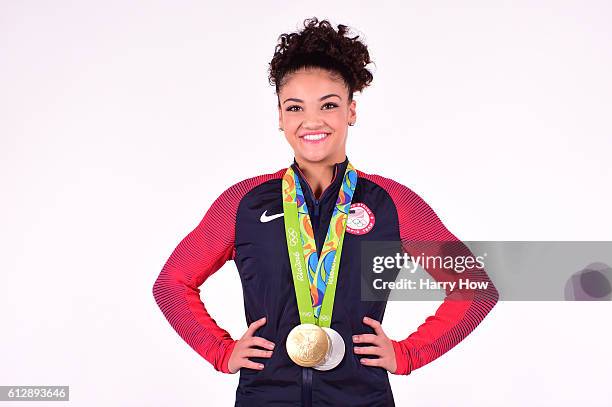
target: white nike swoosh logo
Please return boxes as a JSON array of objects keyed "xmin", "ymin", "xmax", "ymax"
[{"xmin": 260, "ymin": 210, "xmax": 284, "ymax": 223}]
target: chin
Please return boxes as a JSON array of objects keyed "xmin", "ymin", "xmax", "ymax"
[{"xmin": 296, "ymin": 149, "xmax": 333, "ymax": 163}]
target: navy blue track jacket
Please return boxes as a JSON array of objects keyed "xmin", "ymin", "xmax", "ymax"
[{"xmin": 153, "ymin": 155, "xmax": 499, "ymax": 406}]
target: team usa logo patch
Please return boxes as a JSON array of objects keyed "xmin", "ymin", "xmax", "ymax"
[{"xmin": 346, "ymin": 202, "xmax": 375, "ymax": 235}]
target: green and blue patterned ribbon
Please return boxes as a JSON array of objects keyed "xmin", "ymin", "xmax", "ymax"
[{"xmin": 282, "ymin": 162, "xmax": 358, "ymax": 328}]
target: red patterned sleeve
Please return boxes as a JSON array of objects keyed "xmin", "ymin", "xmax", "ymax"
[
  {"xmin": 153, "ymin": 186, "xmax": 241, "ymax": 373},
  {"xmin": 360, "ymin": 172, "xmax": 499, "ymax": 376},
  {"xmin": 152, "ymin": 181, "xmax": 245, "ymax": 374}
]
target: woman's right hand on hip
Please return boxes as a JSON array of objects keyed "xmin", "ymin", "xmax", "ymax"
[{"xmin": 228, "ymin": 317, "xmax": 276, "ymax": 373}]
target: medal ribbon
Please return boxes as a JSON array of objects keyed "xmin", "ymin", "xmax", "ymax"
[{"xmin": 282, "ymin": 161, "xmax": 358, "ymax": 328}]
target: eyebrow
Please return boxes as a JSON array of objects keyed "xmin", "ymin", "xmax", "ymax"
[{"xmin": 282, "ymin": 93, "xmax": 342, "ymax": 105}]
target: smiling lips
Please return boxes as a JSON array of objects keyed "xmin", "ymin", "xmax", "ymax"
[{"xmin": 300, "ymin": 132, "xmax": 331, "ymax": 143}]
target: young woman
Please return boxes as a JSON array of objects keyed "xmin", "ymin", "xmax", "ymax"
[{"xmin": 153, "ymin": 17, "xmax": 498, "ymax": 407}]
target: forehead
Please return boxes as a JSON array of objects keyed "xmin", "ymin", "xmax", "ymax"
[{"xmin": 280, "ymin": 67, "xmax": 347, "ymax": 97}]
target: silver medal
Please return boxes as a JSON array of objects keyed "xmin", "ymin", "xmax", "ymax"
[{"xmin": 313, "ymin": 327, "xmax": 345, "ymax": 371}]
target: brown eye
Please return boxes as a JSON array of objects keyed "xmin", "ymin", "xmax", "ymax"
[
  {"xmin": 286, "ymin": 105, "xmax": 302, "ymax": 112},
  {"xmin": 322, "ymin": 102, "xmax": 338, "ymax": 110}
]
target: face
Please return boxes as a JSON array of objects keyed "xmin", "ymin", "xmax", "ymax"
[{"xmin": 278, "ymin": 67, "xmax": 356, "ymax": 165}]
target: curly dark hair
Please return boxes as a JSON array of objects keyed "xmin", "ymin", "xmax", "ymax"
[{"xmin": 268, "ymin": 17, "xmax": 374, "ymax": 105}]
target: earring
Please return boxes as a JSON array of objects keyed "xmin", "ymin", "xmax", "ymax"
[
  {"xmin": 278, "ymin": 127, "xmax": 283, "ymax": 131},
  {"xmin": 348, "ymin": 122, "xmax": 355, "ymax": 126}
]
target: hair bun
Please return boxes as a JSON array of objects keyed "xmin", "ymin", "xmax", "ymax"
[{"xmin": 269, "ymin": 17, "xmax": 375, "ymax": 100}]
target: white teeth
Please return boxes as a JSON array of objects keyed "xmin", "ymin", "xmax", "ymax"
[{"xmin": 303, "ymin": 133, "xmax": 329, "ymax": 141}]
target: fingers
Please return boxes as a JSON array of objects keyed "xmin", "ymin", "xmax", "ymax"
[
  {"xmin": 352, "ymin": 319, "xmax": 396, "ymax": 373},
  {"xmin": 249, "ymin": 336, "xmax": 276, "ymax": 351},
  {"xmin": 243, "ymin": 348, "xmax": 274, "ymax": 359},
  {"xmin": 359, "ymin": 357, "xmax": 383, "ymax": 367},
  {"xmin": 353, "ymin": 345, "xmax": 383, "ymax": 356},
  {"xmin": 352, "ymin": 333, "xmax": 380, "ymax": 345},
  {"xmin": 232, "ymin": 318, "xmax": 276, "ymax": 372},
  {"xmin": 244, "ymin": 316, "xmax": 267, "ymax": 338},
  {"xmin": 231, "ymin": 342, "xmax": 273, "ymax": 372},
  {"xmin": 361, "ymin": 316, "xmax": 386, "ymax": 336},
  {"xmin": 242, "ymin": 359, "xmax": 266, "ymax": 371}
]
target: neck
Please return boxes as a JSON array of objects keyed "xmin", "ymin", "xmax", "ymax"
[{"xmin": 295, "ymin": 156, "xmax": 344, "ymax": 200}]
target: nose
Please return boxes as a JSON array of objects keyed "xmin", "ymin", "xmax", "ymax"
[{"xmin": 303, "ymin": 110, "xmax": 325, "ymax": 127}]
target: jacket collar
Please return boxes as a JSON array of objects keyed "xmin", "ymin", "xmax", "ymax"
[{"xmin": 290, "ymin": 155, "xmax": 349, "ymax": 203}]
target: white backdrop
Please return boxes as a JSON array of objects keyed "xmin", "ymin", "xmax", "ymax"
[{"xmin": 1, "ymin": 1, "xmax": 611, "ymax": 406}]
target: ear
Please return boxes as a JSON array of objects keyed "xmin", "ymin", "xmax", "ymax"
[
  {"xmin": 348, "ymin": 99, "xmax": 357, "ymax": 124},
  {"xmin": 278, "ymin": 103, "xmax": 283, "ymax": 130}
]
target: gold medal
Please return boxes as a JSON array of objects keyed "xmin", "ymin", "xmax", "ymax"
[{"xmin": 286, "ymin": 323, "xmax": 330, "ymax": 367}]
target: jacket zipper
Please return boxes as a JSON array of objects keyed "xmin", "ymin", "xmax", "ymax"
[
  {"xmin": 293, "ymin": 163, "xmax": 339, "ymax": 407},
  {"xmin": 302, "ymin": 367, "xmax": 313, "ymax": 407}
]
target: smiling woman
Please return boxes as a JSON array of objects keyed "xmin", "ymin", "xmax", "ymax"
[
  {"xmin": 153, "ymin": 16, "xmax": 499, "ymax": 407},
  {"xmin": 277, "ymin": 69, "xmax": 353, "ymax": 179},
  {"xmin": 270, "ymin": 19, "xmax": 372, "ymax": 198}
]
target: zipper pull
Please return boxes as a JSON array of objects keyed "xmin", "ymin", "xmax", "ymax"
[{"xmin": 314, "ymin": 199, "xmax": 320, "ymax": 217}]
